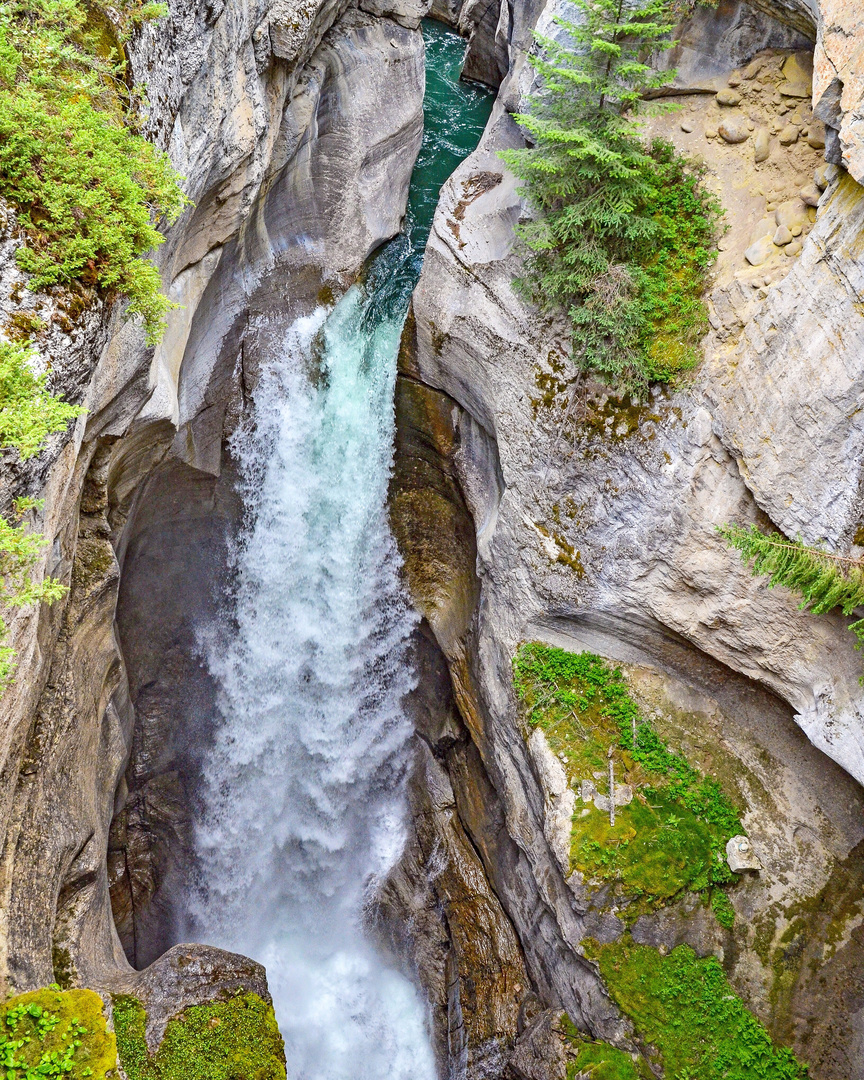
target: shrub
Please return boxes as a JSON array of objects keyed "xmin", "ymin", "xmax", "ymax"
[
  {"xmin": 0, "ymin": 340, "xmax": 82, "ymax": 459},
  {"xmin": 0, "ymin": 498, "xmax": 68, "ymax": 689},
  {"xmin": 0, "ymin": 0, "xmax": 188, "ymax": 343},
  {"xmin": 500, "ymin": 0, "xmax": 723, "ymax": 387}
]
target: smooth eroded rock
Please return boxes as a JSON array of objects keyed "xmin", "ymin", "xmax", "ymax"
[
  {"xmin": 745, "ymin": 234, "xmax": 777, "ymax": 265},
  {"xmin": 718, "ymin": 117, "xmax": 749, "ymax": 143}
]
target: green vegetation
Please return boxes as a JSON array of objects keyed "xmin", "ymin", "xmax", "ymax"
[
  {"xmin": 113, "ymin": 992, "xmax": 287, "ymax": 1080},
  {"xmin": 0, "ymin": 986, "xmax": 117, "ymax": 1079},
  {"xmin": 1, "ymin": 498, "xmax": 68, "ymax": 689},
  {"xmin": 513, "ymin": 644, "xmax": 740, "ymax": 910},
  {"xmin": 720, "ymin": 524, "xmax": 864, "ymax": 653},
  {"xmin": 0, "ymin": 340, "xmax": 83, "ymax": 458},
  {"xmin": 0, "ymin": 0, "xmax": 188, "ymax": 343},
  {"xmin": 711, "ymin": 887, "xmax": 735, "ymax": 929},
  {"xmin": 566, "ymin": 1036, "xmax": 650, "ymax": 1080},
  {"xmin": 590, "ymin": 937, "xmax": 809, "ymax": 1079},
  {"xmin": 500, "ymin": 0, "xmax": 723, "ymax": 387}
]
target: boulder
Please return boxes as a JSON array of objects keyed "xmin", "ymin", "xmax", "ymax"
[
  {"xmin": 807, "ymin": 118, "xmax": 826, "ymax": 149},
  {"xmin": 800, "ymin": 183, "xmax": 822, "ymax": 207},
  {"xmin": 718, "ymin": 117, "xmax": 749, "ymax": 143},
  {"xmin": 744, "ymin": 234, "xmax": 777, "ymax": 266},
  {"xmin": 754, "ymin": 128, "xmax": 771, "ymax": 162}
]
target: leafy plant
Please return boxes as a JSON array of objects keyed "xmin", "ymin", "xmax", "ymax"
[
  {"xmin": 0, "ymin": 499, "xmax": 68, "ymax": 689},
  {"xmin": 0, "ymin": 340, "xmax": 83, "ymax": 458},
  {"xmin": 0, "ymin": 986, "xmax": 117, "ymax": 1079},
  {"xmin": 591, "ymin": 937, "xmax": 809, "ymax": 1079},
  {"xmin": 711, "ymin": 887, "xmax": 735, "ymax": 929},
  {"xmin": 720, "ymin": 524, "xmax": 864, "ymax": 651},
  {"xmin": 513, "ymin": 644, "xmax": 739, "ymax": 908},
  {"xmin": 500, "ymin": 0, "xmax": 723, "ymax": 387},
  {"xmin": 0, "ymin": 0, "xmax": 188, "ymax": 343}
]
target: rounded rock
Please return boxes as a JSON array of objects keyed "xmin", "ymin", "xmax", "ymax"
[
  {"xmin": 785, "ymin": 241, "xmax": 803, "ymax": 257},
  {"xmin": 745, "ymin": 235, "xmax": 777, "ymax": 267},
  {"xmin": 778, "ymin": 124, "xmax": 800, "ymax": 145},
  {"xmin": 718, "ymin": 117, "xmax": 749, "ymax": 144},
  {"xmin": 799, "ymin": 183, "xmax": 821, "ymax": 208},
  {"xmin": 716, "ymin": 88, "xmax": 742, "ymax": 107},
  {"xmin": 753, "ymin": 128, "xmax": 770, "ymax": 163},
  {"xmin": 773, "ymin": 225, "xmax": 793, "ymax": 246}
]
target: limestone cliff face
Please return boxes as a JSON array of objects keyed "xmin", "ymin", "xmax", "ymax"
[
  {"xmin": 389, "ymin": 0, "xmax": 864, "ymax": 1076},
  {"xmin": 0, "ymin": 0, "xmax": 427, "ymax": 1006}
]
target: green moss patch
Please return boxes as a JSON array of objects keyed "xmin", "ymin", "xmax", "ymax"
[
  {"xmin": 590, "ymin": 937, "xmax": 809, "ymax": 1079},
  {"xmin": 566, "ymin": 1037, "xmax": 650, "ymax": 1080},
  {"xmin": 113, "ymin": 992, "xmax": 286, "ymax": 1080},
  {"xmin": 0, "ymin": 986, "xmax": 117, "ymax": 1078},
  {"xmin": 513, "ymin": 644, "xmax": 740, "ymax": 911}
]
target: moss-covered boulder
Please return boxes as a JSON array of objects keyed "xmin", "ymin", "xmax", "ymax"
[
  {"xmin": 112, "ymin": 991, "xmax": 286, "ymax": 1080},
  {"xmin": 0, "ymin": 986, "xmax": 117, "ymax": 1079}
]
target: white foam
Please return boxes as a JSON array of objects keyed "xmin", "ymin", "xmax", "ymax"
[{"xmin": 190, "ymin": 292, "xmax": 436, "ymax": 1080}]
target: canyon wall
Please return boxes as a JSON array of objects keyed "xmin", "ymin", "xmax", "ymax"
[
  {"xmin": 0, "ymin": 0, "xmax": 429, "ymax": 1019},
  {"xmin": 0, "ymin": 0, "xmax": 863, "ymax": 1078},
  {"xmin": 386, "ymin": 0, "xmax": 864, "ymax": 1077}
]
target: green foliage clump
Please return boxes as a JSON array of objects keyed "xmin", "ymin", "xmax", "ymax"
[
  {"xmin": 711, "ymin": 887, "xmax": 735, "ymax": 929},
  {"xmin": 566, "ymin": 1037, "xmax": 649, "ymax": 1080},
  {"xmin": 0, "ymin": 340, "xmax": 83, "ymax": 458},
  {"xmin": 0, "ymin": 0, "xmax": 188, "ymax": 342},
  {"xmin": 500, "ymin": 0, "xmax": 723, "ymax": 387},
  {"xmin": 113, "ymin": 992, "xmax": 287, "ymax": 1080},
  {"xmin": 513, "ymin": 643, "xmax": 740, "ymax": 908},
  {"xmin": 1, "ymin": 499, "xmax": 68, "ymax": 689},
  {"xmin": 0, "ymin": 986, "xmax": 117, "ymax": 1079},
  {"xmin": 720, "ymin": 524, "xmax": 864, "ymax": 652},
  {"xmin": 591, "ymin": 937, "xmax": 809, "ymax": 1079}
]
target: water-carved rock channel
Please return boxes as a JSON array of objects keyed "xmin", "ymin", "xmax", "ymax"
[
  {"xmin": 115, "ymin": 19, "xmax": 492, "ymax": 1078},
  {"xmin": 4, "ymin": 0, "xmax": 864, "ymax": 1078}
]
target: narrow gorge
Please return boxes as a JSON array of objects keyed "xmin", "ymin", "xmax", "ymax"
[{"xmin": 0, "ymin": 0, "xmax": 862, "ymax": 1078}]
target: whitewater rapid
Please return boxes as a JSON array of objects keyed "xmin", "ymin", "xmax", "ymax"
[
  {"xmin": 190, "ymin": 300, "xmax": 434, "ymax": 1079},
  {"xmin": 186, "ymin": 19, "xmax": 493, "ymax": 1079}
]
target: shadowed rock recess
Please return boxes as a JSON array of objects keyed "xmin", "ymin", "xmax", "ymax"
[{"xmin": 1, "ymin": 0, "xmax": 864, "ymax": 1077}]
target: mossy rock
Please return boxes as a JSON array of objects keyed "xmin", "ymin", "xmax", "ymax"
[
  {"xmin": 112, "ymin": 992, "xmax": 286, "ymax": 1080},
  {"xmin": 513, "ymin": 643, "xmax": 740, "ymax": 915},
  {"xmin": 0, "ymin": 986, "xmax": 117, "ymax": 1078},
  {"xmin": 588, "ymin": 936, "xmax": 809, "ymax": 1079}
]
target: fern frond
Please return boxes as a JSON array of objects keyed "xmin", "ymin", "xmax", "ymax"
[{"xmin": 719, "ymin": 524, "xmax": 864, "ymax": 652}]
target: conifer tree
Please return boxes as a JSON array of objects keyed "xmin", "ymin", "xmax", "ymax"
[
  {"xmin": 720, "ymin": 524, "xmax": 864, "ymax": 649},
  {"xmin": 502, "ymin": 0, "xmax": 721, "ymax": 385}
]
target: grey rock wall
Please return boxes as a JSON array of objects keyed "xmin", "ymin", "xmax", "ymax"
[
  {"xmin": 388, "ymin": 0, "xmax": 864, "ymax": 1075},
  {"xmin": 0, "ymin": 0, "xmax": 425, "ymax": 1001}
]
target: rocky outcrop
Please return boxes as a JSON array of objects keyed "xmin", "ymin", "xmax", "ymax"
[
  {"xmin": 0, "ymin": 0, "xmax": 427, "ymax": 1012},
  {"xmin": 389, "ymin": 0, "xmax": 864, "ymax": 1075}
]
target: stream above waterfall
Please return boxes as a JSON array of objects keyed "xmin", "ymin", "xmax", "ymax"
[{"xmin": 184, "ymin": 20, "xmax": 493, "ymax": 1080}]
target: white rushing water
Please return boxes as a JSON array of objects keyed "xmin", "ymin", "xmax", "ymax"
[{"xmin": 191, "ymin": 296, "xmax": 437, "ymax": 1080}]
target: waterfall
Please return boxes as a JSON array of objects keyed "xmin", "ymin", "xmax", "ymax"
[{"xmin": 188, "ymin": 19, "xmax": 493, "ymax": 1080}]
